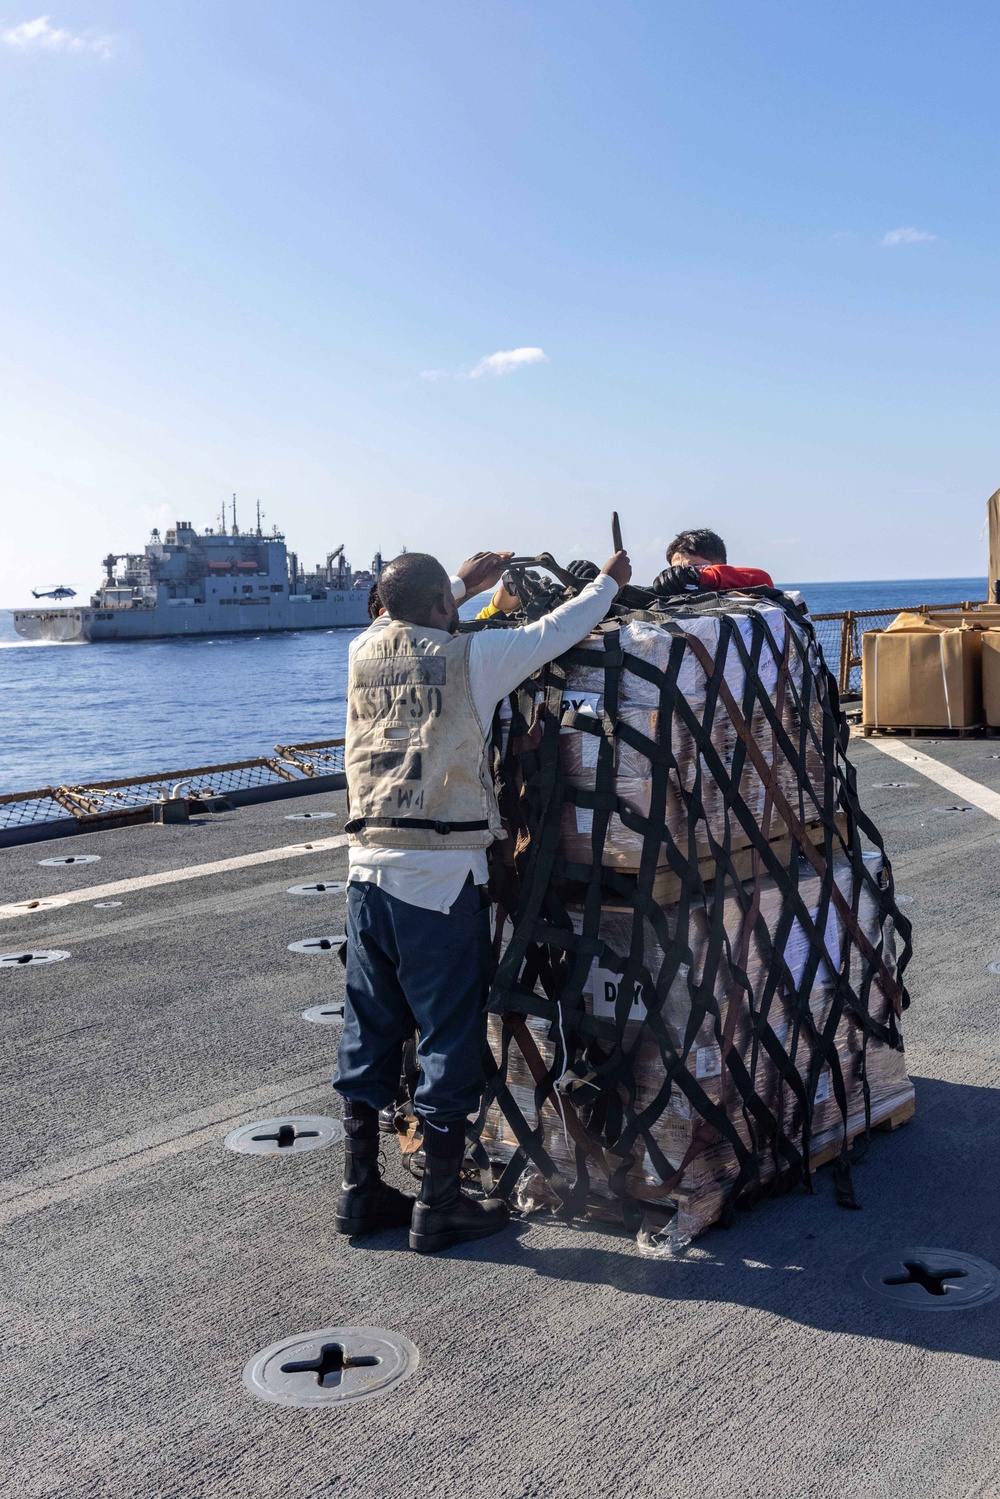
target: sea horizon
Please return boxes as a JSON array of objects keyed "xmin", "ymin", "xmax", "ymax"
[{"xmin": 0, "ymin": 573, "xmax": 990, "ymax": 792}]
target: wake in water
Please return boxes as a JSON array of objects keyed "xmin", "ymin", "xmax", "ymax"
[{"xmin": 0, "ymin": 636, "xmax": 87, "ymax": 648}]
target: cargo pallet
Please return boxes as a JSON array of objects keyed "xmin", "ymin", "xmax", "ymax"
[
  {"xmin": 809, "ymin": 1092, "xmax": 915, "ymax": 1170},
  {"xmin": 861, "ymin": 723, "xmax": 986, "ymax": 739}
]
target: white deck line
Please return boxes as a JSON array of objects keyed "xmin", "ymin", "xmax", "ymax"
[
  {"xmin": 0, "ymin": 834, "xmax": 349, "ymax": 921},
  {"xmin": 868, "ymin": 739, "xmax": 1000, "ymax": 820}
]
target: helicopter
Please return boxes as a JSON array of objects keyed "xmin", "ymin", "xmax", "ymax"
[{"xmin": 31, "ymin": 585, "xmax": 77, "ymax": 601}]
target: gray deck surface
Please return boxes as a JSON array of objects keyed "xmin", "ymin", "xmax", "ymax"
[{"xmin": 3, "ymin": 742, "xmax": 1000, "ymax": 1499}]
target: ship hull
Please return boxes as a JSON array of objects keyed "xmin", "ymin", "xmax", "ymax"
[{"xmin": 13, "ymin": 591, "xmax": 371, "ymax": 643}]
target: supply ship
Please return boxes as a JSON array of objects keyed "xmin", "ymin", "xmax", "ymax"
[{"xmin": 13, "ymin": 502, "xmax": 378, "ymax": 642}]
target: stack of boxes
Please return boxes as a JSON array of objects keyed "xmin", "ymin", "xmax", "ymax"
[
  {"xmin": 862, "ymin": 607, "xmax": 1000, "ymax": 731},
  {"xmin": 482, "ymin": 599, "xmax": 913, "ymax": 1245}
]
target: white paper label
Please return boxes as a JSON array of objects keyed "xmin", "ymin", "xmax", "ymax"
[
  {"xmin": 695, "ymin": 1045, "xmax": 722, "ymax": 1080},
  {"xmin": 590, "ymin": 963, "xmax": 649, "ymax": 1020},
  {"xmin": 814, "ymin": 1071, "xmax": 831, "ymax": 1105},
  {"xmin": 562, "ymin": 691, "xmax": 602, "ymax": 718},
  {"xmin": 574, "ymin": 806, "xmax": 594, "ymax": 834}
]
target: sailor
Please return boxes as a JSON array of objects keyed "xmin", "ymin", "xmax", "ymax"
[
  {"xmin": 651, "ymin": 528, "xmax": 774, "ymax": 597},
  {"xmin": 335, "ymin": 545, "xmax": 632, "ymax": 1253}
]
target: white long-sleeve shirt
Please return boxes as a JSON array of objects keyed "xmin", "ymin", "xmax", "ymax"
[{"xmin": 347, "ymin": 571, "xmax": 620, "ymax": 912}]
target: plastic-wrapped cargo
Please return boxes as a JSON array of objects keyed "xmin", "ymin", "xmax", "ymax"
[{"xmin": 477, "ymin": 587, "xmax": 913, "ymax": 1250}]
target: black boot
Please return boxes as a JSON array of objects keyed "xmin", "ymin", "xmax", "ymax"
[
  {"xmin": 409, "ymin": 1147, "xmax": 511, "ymax": 1254},
  {"xmin": 334, "ymin": 1136, "xmax": 415, "ymax": 1237}
]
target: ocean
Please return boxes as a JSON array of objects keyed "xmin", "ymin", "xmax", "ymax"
[{"xmin": 0, "ymin": 575, "xmax": 986, "ymax": 794}]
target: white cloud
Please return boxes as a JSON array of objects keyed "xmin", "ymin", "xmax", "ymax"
[
  {"xmin": 881, "ymin": 227, "xmax": 936, "ymax": 247},
  {"xmin": 1, "ymin": 15, "xmax": 114, "ymax": 58},
  {"xmin": 469, "ymin": 346, "xmax": 548, "ymax": 379}
]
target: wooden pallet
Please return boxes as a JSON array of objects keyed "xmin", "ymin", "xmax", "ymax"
[
  {"xmin": 861, "ymin": 723, "xmax": 984, "ymax": 739},
  {"xmin": 809, "ymin": 1093, "xmax": 915, "ymax": 1171},
  {"xmin": 649, "ymin": 813, "xmax": 849, "ymax": 907}
]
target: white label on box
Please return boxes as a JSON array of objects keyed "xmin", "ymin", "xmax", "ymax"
[
  {"xmin": 590, "ymin": 963, "xmax": 649, "ymax": 1020},
  {"xmin": 580, "ymin": 733, "xmax": 600, "ymax": 769},
  {"xmin": 575, "ymin": 806, "xmax": 594, "ymax": 834},
  {"xmin": 695, "ymin": 1045, "xmax": 722, "ymax": 1080},
  {"xmin": 814, "ymin": 1071, "xmax": 830, "ymax": 1105},
  {"xmin": 562, "ymin": 691, "xmax": 602, "ymax": 718},
  {"xmin": 561, "ymin": 728, "xmax": 600, "ymax": 769}
]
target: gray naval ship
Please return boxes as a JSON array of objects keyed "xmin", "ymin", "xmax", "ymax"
[{"xmin": 13, "ymin": 501, "xmax": 377, "ymax": 643}]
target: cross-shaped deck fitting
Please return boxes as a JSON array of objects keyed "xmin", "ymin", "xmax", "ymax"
[{"xmin": 280, "ymin": 1341, "xmax": 380, "ymax": 1387}]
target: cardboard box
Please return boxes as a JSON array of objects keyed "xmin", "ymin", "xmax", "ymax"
[
  {"xmin": 862, "ymin": 623, "xmax": 982, "ymax": 729},
  {"xmin": 559, "ymin": 776, "xmax": 670, "ymax": 869},
  {"xmin": 906, "ymin": 608, "xmax": 1000, "ymax": 631},
  {"xmin": 983, "ymin": 632, "xmax": 1000, "ymax": 726}
]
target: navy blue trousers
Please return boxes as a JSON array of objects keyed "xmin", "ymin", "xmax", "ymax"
[{"xmin": 334, "ymin": 877, "xmax": 492, "ymax": 1126}]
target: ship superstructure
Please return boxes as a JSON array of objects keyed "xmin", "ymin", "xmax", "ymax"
[{"xmin": 14, "ymin": 506, "xmax": 380, "ymax": 643}]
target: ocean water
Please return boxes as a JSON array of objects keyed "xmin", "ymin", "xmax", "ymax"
[
  {"xmin": 0, "ymin": 575, "xmax": 986, "ymax": 794},
  {"xmin": 785, "ymin": 577, "xmax": 985, "ymax": 616}
]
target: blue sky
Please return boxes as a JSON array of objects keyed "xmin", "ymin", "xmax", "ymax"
[{"xmin": 1, "ymin": 1, "xmax": 998, "ymax": 604}]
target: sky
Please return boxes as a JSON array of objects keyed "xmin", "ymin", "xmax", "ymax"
[{"xmin": 1, "ymin": 0, "xmax": 999, "ymax": 605}]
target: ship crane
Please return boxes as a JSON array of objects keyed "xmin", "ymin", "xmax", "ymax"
[{"xmin": 326, "ymin": 545, "xmax": 348, "ymax": 587}]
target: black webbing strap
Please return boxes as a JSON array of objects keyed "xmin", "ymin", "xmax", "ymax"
[{"xmin": 344, "ymin": 816, "xmax": 490, "ymax": 834}]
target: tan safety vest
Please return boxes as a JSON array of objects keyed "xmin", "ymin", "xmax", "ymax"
[{"xmin": 344, "ymin": 617, "xmax": 503, "ymax": 850}]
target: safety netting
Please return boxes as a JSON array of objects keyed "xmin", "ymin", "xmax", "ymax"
[{"xmin": 472, "ymin": 582, "xmax": 913, "ymax": 1251}]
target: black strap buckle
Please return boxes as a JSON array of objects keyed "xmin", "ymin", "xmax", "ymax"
[{"xmin": 432, "ymin": 820, "xmax": 452, "ymax": 835}]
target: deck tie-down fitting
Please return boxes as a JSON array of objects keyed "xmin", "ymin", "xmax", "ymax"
[
  {"xmin": 224, "ymin": 1115, "xmax": 345, "ymax": 1156},
  {"xmin": 882, "ymin": 1260, "xmax": 967, "ymax": 1296},
  {"xmin": 242, "ymin": 1325, "xmax": 419, "ymax": 1407},
  {"xmin": 280, "ymin": 1342, "xmax": 380, "ymax": 1388},
  {"xmin": 251, "ymin": 1123, "xmax": 319, "ymax": 1148}
]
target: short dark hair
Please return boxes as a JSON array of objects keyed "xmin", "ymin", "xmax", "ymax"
[
  {"xmin": 665, "ymin": 528, "xmax": 727, "ymax": 564},
  {"xmin": 377, "ymin": 552, "xmax": 451, "ymax": 624},
  {"xmin": 367, "ymin": 582, "xmax": 382, "ymax": 620}
]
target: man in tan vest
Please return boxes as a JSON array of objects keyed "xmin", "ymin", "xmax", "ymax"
[{"xmin": 335, "ymin": 544, "xmax": 632, "ymax": 1253}]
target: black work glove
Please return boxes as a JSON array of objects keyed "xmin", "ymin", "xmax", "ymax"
[
  {"xmin": 567, "ymin": 559, "xmax": 600, "ymax": 582},
  {"xmin": 650, "ymin": 564, "xmax": 704, "ymax": 598}
]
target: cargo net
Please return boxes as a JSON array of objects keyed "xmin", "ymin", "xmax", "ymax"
[{"xmin": 475, "ymin": 587, "xmax": 913, "ymax": 1252}]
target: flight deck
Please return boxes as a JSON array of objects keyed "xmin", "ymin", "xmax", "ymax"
[{"xmin": 2, "ymin": 741, "xmax": 999, "ymax": 1498}]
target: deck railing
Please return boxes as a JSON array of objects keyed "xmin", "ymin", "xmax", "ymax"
[
  {"xmin": 1, "ymin": 600, "xmax": 986, "ymax": 834},
  {"xmin": 0, "ymin": 738, "xmax": 346, "ymax": 835},
  {"xmin": 810, "ymin": 601, "xmax": 983, "ymax": 697}
]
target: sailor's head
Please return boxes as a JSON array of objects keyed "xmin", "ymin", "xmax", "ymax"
[
  {"xmin": 377, "ymin": 552, "xmax": 458, "ymax": 633},
  {"xmin": 666, "ymin": 528, "xmax": 727, "ymax": 569}
]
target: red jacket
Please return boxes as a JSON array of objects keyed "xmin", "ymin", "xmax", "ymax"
[
  {"xmin": 698, "ymin": 564, "xmax": 774, "ymax": 591},
  {"xmin": 651, "ymin": 562, "xmax": 775, "ymax": 597}
]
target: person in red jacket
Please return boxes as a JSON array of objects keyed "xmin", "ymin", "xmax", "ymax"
[{"xmin": 651, "ymin": 528, "xmax": 774, "ymax": 597}]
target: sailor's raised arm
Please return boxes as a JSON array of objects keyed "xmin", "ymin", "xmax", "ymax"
[{"xmin": 470, "ymin": 550, "xmax": 631, "ymax": 705}]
